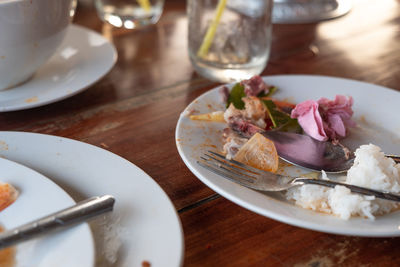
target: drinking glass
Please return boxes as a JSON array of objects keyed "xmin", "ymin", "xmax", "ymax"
[
  {"xmin": 95, "ymin": 0, "xmax": 164, "ymax": 29},
  {"xmin": 187, "ymin": 0, "xmax": 273, "ymax": 83}
]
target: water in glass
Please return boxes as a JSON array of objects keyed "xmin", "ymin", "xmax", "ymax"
[{"xmin": 188, "ymin": 0, "xmax": 273, "ymax": 83}]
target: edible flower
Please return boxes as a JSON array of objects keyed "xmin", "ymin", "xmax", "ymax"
[{"xmin": 291, "ymin": 95, "xmax": 355, "ymax": 141}]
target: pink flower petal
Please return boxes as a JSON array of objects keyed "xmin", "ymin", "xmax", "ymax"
[
  {"xmin": 318, "ymin": 95, "xmax": 355, "ymax": 140},
  {"xmin": 291, "ymin": 95, "xmax": 355, "ymax": 141},
  {"xmin": 326, "ymin": 114, "xmax": 346, "ymax": 138},
  {"xmin": 291, "ymin": 100, "xmax": 328, "ymax": 141}
]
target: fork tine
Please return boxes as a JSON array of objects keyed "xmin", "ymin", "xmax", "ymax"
[
  {"xmin": 197, "ymin": 160, "xmax": 259, "ymax": 189},
  {"xmin": 200, "ymin": 156, "xmax": 256, "ymax": 183},
  {"xmin": 203, "ymin": 153, "xmax": 259, "ymax": 181},
  {"xmin": 207, "ymin": 150, "xmax": 263, "ymax": 175}
]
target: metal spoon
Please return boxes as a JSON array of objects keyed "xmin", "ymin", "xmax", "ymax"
[
  {"xmin": 229, "ymin": 120, "xmax": 400, "ymax": 173},
  {"xmin": 262, "ymin": 130, "xmax": 400, "ymax": 173}
]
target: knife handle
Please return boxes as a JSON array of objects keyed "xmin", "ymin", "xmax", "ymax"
[{"xmin": 0, "ymin": 195, "xmax": 115, "ymax": 249}]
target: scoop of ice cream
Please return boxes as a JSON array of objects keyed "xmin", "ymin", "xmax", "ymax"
[{"xmin": 291, "ymin": 95, "xmax": 355, "ymax": 141}]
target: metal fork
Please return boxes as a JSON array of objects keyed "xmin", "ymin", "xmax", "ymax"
[{"xmin": 198, "ymin": 151, "xmax": 400, "ymax": 202}]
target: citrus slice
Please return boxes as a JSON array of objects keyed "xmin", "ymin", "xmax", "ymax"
[
  {"xmin": 0, "ymin": 182, "xmax": 18, "ymax": 212},
  {"xmin": 233, "ymin": 133, "xmax": 279, "ymax": 173}
]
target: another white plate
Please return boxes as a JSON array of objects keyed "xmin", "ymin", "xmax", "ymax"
[
  {"xmin": 0, "ymin": 24, "xmax": 117, "ymax": 112},
  {"xmin": 0, "ymin": 157, "xmax": 94, "ymax": 267},
  {"xmin": 176, "ymin": 75, "xmax": 400, "ymax": 237},
  {"xmin": 0, "ymin": 132, "xmax": 184, "ymax": 267}
]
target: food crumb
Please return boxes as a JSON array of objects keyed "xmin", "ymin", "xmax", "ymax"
[
  {"xmin": 358, "ymin": 115, "xmax": 367, "ymax": 124},
  {"xmin": 142, "ymin": 260, "xmax": 151, "ymax": 267},
  {"xmin": 100, "ymin": 143, "xmax": 109, "ymax": 148},
  {"xmin": 182, "ymin": 108, "xmax": 199, "ymax": 117},
  {"xmin": 25, "ymin": 96, "xmax": 38, "ymax": 103},
  {"xmin": 0, "ymin": 141, "xmax": 8, "ymax": 151}
]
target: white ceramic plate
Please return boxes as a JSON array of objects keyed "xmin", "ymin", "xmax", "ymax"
[
  {"xmin": 0, "ymin": 132, "xmax": 184, "ymax": 267},
  {"xmin": 0, "ymin": 24, "xmax": 117, "ymax": 112},
  {"xmin": 0, "ymin": 157, "xmax": 94, "ymax": 267},
  {"xmin": 176, "ymin": 75, "xmax": 400, "ymax": 237}
]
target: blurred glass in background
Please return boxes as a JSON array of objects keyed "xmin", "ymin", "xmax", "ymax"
[
  {"xmin": 272, "ymin": 0, "xmax": 351, "ymax": 23},
  {"xmin": 95, "ymin": 0, "xmax": 164, "ymax": 29},
  {"xmin": 187, "ymin": 0, "xmax": 274, "ymax": 83}
]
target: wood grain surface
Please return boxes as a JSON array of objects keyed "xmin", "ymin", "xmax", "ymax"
[{"xmin": 1, "ymin": 0, "xmax": 400, "ymax": 266}]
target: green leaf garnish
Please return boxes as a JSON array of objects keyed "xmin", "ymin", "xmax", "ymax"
[
  {"xmin": 262, "ymin": 100, "xmax": 302, "ymax": 133},
  {"xmin": 266, "ymin": 86, "xmax": 278, "ymax": 97},
  {"xmin": 278, "ymin": 117, "xmax": 303, "ymax": 133},
  {"xmin": 257, "ymin": 86, "xmax": 278, "ymax": 98},
  {"xmin": 227, "ymin": 83, "xmax": 246, "ymax": 109}
]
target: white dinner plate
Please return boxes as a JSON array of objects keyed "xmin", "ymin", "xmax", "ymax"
[
  {"xmin": 0, "ymin": 157, "xmax": 94, "ymax": 267},
  {"xmin": 0, "ymin": 132, "xmax": 184, "ymax": 266},
  {"xmin": 0, "ymin": 24, "xmax": 117, "ymax": 112},
  {"xmin": 176, "ymin": 75, "xmax": 400, "ymax": 237}
]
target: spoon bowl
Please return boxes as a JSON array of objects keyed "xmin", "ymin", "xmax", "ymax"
[
  {"xmin": 263, "ymin": 130, "xmax": 355, "ymax": 173},
  {"xmin": 262, "ymin": 130, "xmax": 400, "ymax": 173}
]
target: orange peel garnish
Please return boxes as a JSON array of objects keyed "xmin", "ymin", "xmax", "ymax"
[{"xmin": 234, "ymin": 133, "xmax": 279, "ymax": 173}]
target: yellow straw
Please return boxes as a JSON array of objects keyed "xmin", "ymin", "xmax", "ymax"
[
  {"xmin": 137, "ymin": 0, "xmax": 151, "ymax": 12},
  {"xmin": 197, "ymin": 0, "xmax": 227, "ymax": 59}
]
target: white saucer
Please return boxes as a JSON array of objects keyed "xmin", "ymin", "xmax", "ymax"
[
  {"xmin": 0, "ymin": 24, "xmax": 117, "ymax": 112},
  {"xmin": 0, "ymin": 157, "xmax": 94, "ymax": 267}
]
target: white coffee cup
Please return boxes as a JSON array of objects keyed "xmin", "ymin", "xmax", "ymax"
[{"xmin": 0, "ymin": 0, "xmax": 75, "ymax": 90}]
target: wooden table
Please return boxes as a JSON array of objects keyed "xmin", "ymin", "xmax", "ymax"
[{"xmin": 2, "ymin": 0, "xmax": 400, "ymax": 265}]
